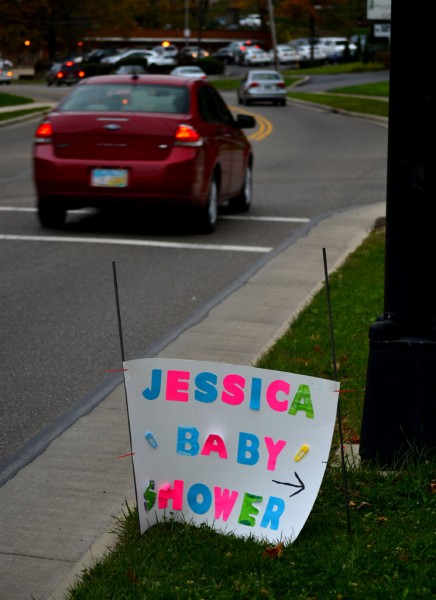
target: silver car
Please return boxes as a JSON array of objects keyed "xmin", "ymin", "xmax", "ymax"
[
  {"xmin": 237, "ymin": 70, "xmax": 287, "ymax": 106},
  {"xmin": 0, "ymin": 59, "xmax": 13, "ymax": 84}
]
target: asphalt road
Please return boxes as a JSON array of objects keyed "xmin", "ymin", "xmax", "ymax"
[{"xmin": 0, "ymin": 79, "xmax": 388, "ymax": 475}]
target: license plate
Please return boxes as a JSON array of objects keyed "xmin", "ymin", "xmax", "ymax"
[{"xmin": 91, "ymin": 169, "xmax": 128, "ymax": 188}]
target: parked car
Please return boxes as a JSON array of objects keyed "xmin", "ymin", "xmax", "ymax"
[
  {"xmin": 317, "ymin": 37, "xmax": 357, "ymax": 62},
  {"xmin": 214, "ymin": 40, "xmax": 257, "ymax": 65},
  {"xmin": 114, "ymin": 65, "xmax": 146, "ymax": 75},
  {"xmin": 179, "ymin": 46, "xmax": 209, "ymax": 60},
  {"xmin": 288, "ymin": 39, "xmax": 327, "ymax": 62},
  {"xmin": 232, "ymin": 41, "xmax": 262, "ymax": 65},
  {"xmin": 269, "ymin": 44, "xmax": 300, "ymax": 65},
  {"xmin": 46, "ymin": 61, "xmax": 85, "ymax": 86},
  {"xmin": 239, "ymin": 14, "xmax": 262, "ymax": 27},
  {"xmin": 237, "ymin": 69, "xmax": 286, "ymax": 106},
  {"xmin": 33, "ymin": 74, "xmax": 256, "ymax": 233},
  {"xmin": 241, "ymin": 47, "xmax": 271, "ymax": 66},
  {"xmin": 102, "ymin": 49, "xmax": 176, "ymax": 67},
  {"xmin": 152, "ymin": 44, "xmax": 179, "ymax": 59},
  {"xmin": 213, "ymin": 45, "xmax": 237, "ymax": 63},
  {"xmin": 83, "ymin": 48, "xmax": 121, "ymax": 63},
  {"xmin": 0, "ymin": 58, "xmax": 13, "ymax": 68},
  {"xmin": 170, "ymin": 66, "xmax": 207, "ymax": 79},
  {"xmin": 0, "ymin": 65, "xmax": 13, "ymax": 84}
]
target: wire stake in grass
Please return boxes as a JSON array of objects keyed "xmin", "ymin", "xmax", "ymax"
[
  {"xmin": 112, "ymin": 261, "xmax": 140, "ymax": 532},
  {"xmin": 323, "ymin": 248, "xmax": 352, "ymax": 536}
]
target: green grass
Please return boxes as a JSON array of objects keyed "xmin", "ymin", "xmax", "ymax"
[
  {"xmin": 286, "ymin": 91, "xmax": 389, "ymax": 117},
  {"xmin": 0, "ymin": 92, "xmax": 34, "ymax": 107},
  {"xmin": 65, "ymin": 226, "xmax": 436, "ymax": 599},
  {"xmin": 329, "ymin": 81, "xmax": 389, "ymax": 97},
  {"xmin": 288, "ymin": 61, "xmax": 386, "ymax": 76}
]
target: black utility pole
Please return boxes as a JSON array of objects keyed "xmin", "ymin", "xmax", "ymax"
[{"xmin": 360, "ymin": 1, "xmax": 435, "ymax": 464}]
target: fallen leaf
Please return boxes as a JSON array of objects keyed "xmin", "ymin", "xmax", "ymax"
[
  {"xmin": 262, "ymin": 543, "xmax": 284, "ymax": 558},
  {"xmin": 376, "ymin": 516, "xmax": 388, "ymax": 523}
]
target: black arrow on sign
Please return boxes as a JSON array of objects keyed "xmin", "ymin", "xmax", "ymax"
[{"xmin": 272, "ymin": 472, "xmax": 305, "ymax": 498}]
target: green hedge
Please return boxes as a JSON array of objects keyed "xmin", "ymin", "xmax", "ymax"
[{"xmin": 197, "ymin": 57, "xmax": 225, "ymax": 75}]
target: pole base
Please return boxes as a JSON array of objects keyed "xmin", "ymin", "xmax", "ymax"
[{"xmin": 360, "ymin": 337, "xmax": 436, "ymax": 465}]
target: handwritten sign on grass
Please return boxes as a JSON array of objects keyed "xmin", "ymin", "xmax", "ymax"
[{"xmin": 124, "ymin": 358, "xmax": 339, "ymax": 543}]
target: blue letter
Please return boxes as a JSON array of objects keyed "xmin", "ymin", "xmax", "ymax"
[
  {"xmin": 142, "ymin": 369, "xmax": 162, "ymax": 400},
  {"xmin": 195, "ymin": 371, "xmax": 218, "ymax": 403},
  {"xmin": 249, "ymin": 377, "xmax": 262, "ymax": 411},
  {"xmin": 187, "ymin": 483, "xmax": 212, "ymax": 514},
  {"xmin": 237, "ymin": 432, "xmax": 260, "ymax": 466},
  {"xmin": 176, "ymin": 426, "xmax": 199, "ymax": 456},
  {"xmin": 260, "ymin": 496, "xmax": 285, "ymax": 530}
]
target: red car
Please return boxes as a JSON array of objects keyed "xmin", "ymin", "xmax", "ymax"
[{"xmin": 33, "ymin": 74, "xmax": 256, "ymax": 233}]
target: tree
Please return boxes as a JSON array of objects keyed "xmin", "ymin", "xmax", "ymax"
[{"xmin": 1, "ymin": 0, "xmax": 160, "ymax": 60}]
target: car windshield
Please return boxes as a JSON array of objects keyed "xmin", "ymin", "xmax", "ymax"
[{"xmin": 59, "ymin": 83, "xmax": 189, "ymax": 114}]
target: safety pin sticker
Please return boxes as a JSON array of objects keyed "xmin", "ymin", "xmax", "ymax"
[
  {"xmin": 145, "ymin": 431, "xmax": 158, "ymax": 448},
  {"xmin": 294, "ymin": 444, "xmax": 309, "ymax": 462}
]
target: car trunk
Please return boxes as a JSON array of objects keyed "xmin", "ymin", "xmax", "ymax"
[{"xmin": 49, "ymin": 113, "xmax": 181, "ymax": 162}]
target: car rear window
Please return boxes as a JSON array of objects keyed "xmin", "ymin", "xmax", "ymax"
[
  {"xmin": 254, "ymin": 73, "xmax": 281, "ymax": 81},
  {"xmin": 59, "ymin": 83, "xmax": 189, "ymax": 114}
]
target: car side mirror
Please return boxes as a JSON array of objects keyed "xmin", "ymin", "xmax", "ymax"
[{"xmin": 235, "ymin": 114, "xmax": 256, "ymax": 129}]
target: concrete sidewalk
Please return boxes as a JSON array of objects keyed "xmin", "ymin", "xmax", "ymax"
[
  {"xmin": 0, "ymin": 102, "xmax": 53, "ymax": 128},
  {"xmin": 0, "ymin": 201, "xmax": 385, "ymax": 600}
]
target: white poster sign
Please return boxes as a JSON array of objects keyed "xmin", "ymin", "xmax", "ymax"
[{"xmin": 123, "ymin": 358, "xmax": 339, "ymax": 543}]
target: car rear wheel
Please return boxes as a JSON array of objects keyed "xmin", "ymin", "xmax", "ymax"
[
  {"xmin": 230, "ymin": 164, "xmax": 252, "ymax": 213},
  {"xmin": 38, "ymin": 199, "xmax": 67, "ymax": 228},
  {"xmin": 197, "ymin": 175, "xmax": 218, "ymax": 233}
]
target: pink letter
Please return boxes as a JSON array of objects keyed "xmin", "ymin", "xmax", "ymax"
[
  {"xmin": 266, "ymin": 380, "xmax": 290, "ymax": 412},
  {"xmin": 222, "ymin": 374, "xmax": 245, "ymax": 405},
  {"xmin": 214, "ymin": 487, "xmax": 239, "ymax": 521},
  {"xmin": 158, "ymin": 479, "xmax": 184, "ymax": 510},
  {"xmin": 166, "ymin": 370, "xmax": 190, "ymax": 402},
  {"xmin": 201, "ymin": 434, "xmax": 228, "ymax": 459},
  {"xmin": 264, "ymin": 437, "xmax": 287, "ymax": 471}
]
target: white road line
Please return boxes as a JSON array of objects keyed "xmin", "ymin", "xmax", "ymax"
[
  {"xmin": 0, "ymin": 234, "xmax": 272, "ymax": 253},
  {"xmin": 0, "ymin": 207, "xmax": 310, "ymax": 223},
  {"xmin": 0, "ymin": 207, "xmax": 90, "ymax": 213},
  {"xmin": 0, "ymin": 206, "xmax": 37, "ymax": 212},
  {"xmin": 221, "ymin": 215, "xmax": 310, "ymax": 223}
]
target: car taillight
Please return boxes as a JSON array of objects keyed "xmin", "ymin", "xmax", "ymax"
[
  {"xmin": 277, "ymin": 82, "xmax": 285, "ymax": 88},
  {"xmin": 249, "ymin": 82, "xmax": 259, "ymax": 88},
  {"xmin": 57, "ymin": 72, "xmax": 64, "ymax": 79},
  {"xmin": 35, "ymin": 121, "xmax": 53, "ymax": 143},
  {"xmin": 78, "ymin": 70, "xmax": 85, "ymax": 78},
  {"xmin": 174, "ymin": 124, "xmax": 202, "ymax": 146}
]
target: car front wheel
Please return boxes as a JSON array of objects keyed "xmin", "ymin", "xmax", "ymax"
[{"xmin": 38, "ymin": 199, "xmax": 67, "ymax": 228}]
